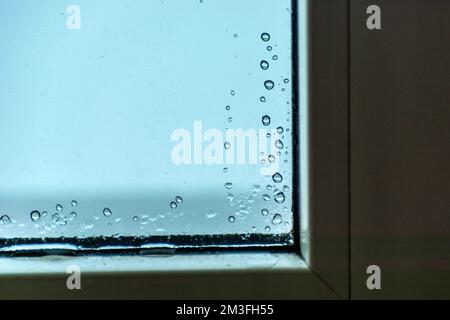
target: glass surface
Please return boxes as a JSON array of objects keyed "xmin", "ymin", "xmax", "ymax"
[{"xmin": 0, "ymin": 0, "xmax": 294, "ymax": 251}]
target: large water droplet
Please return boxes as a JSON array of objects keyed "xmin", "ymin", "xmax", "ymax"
[
  {"xmin": 260, "ymin": 60, "xmax": 269, "ymax": 70},
  {"xmin": 275, "ymin": 139, "xmax": 284, "ymax": 150},
  {"xmin": 262, "ymin": 115, "xmax": 271, "ymax": 126},
  {"xmin": 30, "ymin": 210, "xmax": 41, "ymax": 222},
  {"xmin": 0, "ymin": 215, "xmax": 11, "ymax": 225},
  {"xmin": 264, "ymin": 80, "xmax": 275, "ymax": 90},
  {"xmin": 261, "ymin": 32, "xmax": 270, "ymax": 42},
  {"xmin": 103, "ymin": 208, "xmax": 112, "ymax": 217},
  {"xmin": 272, "ymin": 173, "xmax": 283, "ymax": 183},
  {"xmin": 274, "ymin": 192, "xmax": 286, "ymax": 204},
  {"xmin": 272, "ymin": 214, "xmax": 283, "ymax": 225},
  {"xmin": 175, "ymin": 196, "xmax": 184, "ymax": 204}
]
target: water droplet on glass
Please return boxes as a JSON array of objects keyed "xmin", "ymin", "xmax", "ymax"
[
  {"xmin": 30, "ymin": 210, "xmax": 41, "ymax": 222},
  {"xmin": 267, "ymin": 46, "xmax": 272, "ymax": 51},
  {"xmin": 264, "ymin": 80, "xmax": 274, "ymax": 90},
  {"xmin": 262, "ymin": 115, "xmax": 271, "ymax": 126},
  {"xmin": 225, "ymin": 105, "xmax": 231, "ymax": 111},
  {"xmin": 275, "ymin": 139, "xmax": 284, "ymax": 150},
  {"xmin": 268, "ymin": 155, "xmax": 276, "ymax": 163},
  {"xmin": 225, "ymin": 182, "xmax": 233, "ymax": 190},
  {"xmin": 228, "ymin": 216, "xmax": 236, "ymax": 223},
  {"xmin": 283, "ymin": 185, "xmax": 290, "ymax": 192},
  {"xmin": 42, "ymin": 211, "xmax": 48, "ymax": 217},
  {"xmin": 71, "ymin": 212, "xmax": 77, "ymax": 219},
  {"xmin": 266, "ymin": 184, "xmax": 273, "ymax": 191},
  {"xmin": 261, "ymin": 209, "xmax": 269, "ymax": 216},
  {"xmin": 272, "ymin": 173, "xmax": 283, "ymax": 183},
  {"xmin": 56, "ymin": 204, "xmax": 63, "ymax": 212},
  {"xmin": 275, "ymin": 192, "xmax": 286, "ymax": 204},
  {"xmin": 0, "ymin": 215, "xmax": 11, "ymax": 225},
  {"xmin": 224, "ymin": 142, "xmax": 231, "ymax": 150},
  {"xmin": 230, "ymin": 90, "xmax": 235, "ymax": 96},
  {"xmin": 260, "ymin": 96, "xmax": 266, "ymax": 103},
  {"xmin": 272, "ymin": 214, "xmax": 283, "ymax": 225},
  {"xmin": 262, "ymin": 194, "xmax": 271, "ymax": 201},
  {"xmin": 260, "ymin": 60, "xmax": 269, "ymax": 70},
  {"xmin": 277, "ymin": 126, "xmax": 284, "ymax": 134},
  {"xmin": 228, "ymin": 117, "xmax": 233, "ymax": 123},
  {"xmin": 175, "ymin": 196, "xmax": 184, "ymax": 204},
  {"xmin": 223, "ymin": 167, "xmax": 229, "ymax": 173},
  {"xmin": 170, "ymin": 202, "xmax": 178, "ymax": 209},
  {"xmin": 265, "ymin": 226, "xmax": 271, "ymax": 232},
  {"xmin": 284, "ymin": 78, "xmax": 290, "ymax": 84},
  {"xmin": 71, "ymin": 200, "xmax": 78, "ymax": 207},
  {"xmin": 272, "ymin": 55, "xmax": 278, "ymax": 61},
  {"xmin": 233, "ymin": 33, "xmax": 238, "ymax": 38},
  {"xmin": 133, "ymin": 216, "xmax": 139, "ymax": 222},
  {"xmin": 261, "ymin": 32, "xmax": 270, "ymax": 42},
  {"xmin": 103, "ymin": 208, "xmax": 112, "ymax": 217}
]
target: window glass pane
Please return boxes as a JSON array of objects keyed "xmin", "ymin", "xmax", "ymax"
[{"xmin": 0, "ymin": 0, "xmax": 294, "ymax": 251}]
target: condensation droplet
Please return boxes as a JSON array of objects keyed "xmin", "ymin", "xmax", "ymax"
[
  {"xmin": 264, "ymin": 80, "xmax": 275, "ymax": 90},
  {"xmin": 262, "ymin": 194, "xmax": 271, "ymax": 201},
  {"xmin": 275, "ymin": 192, "xmax": 286, "ymax": 204},
  {"xmin": 175, "ymin": 196, "xmax": 184, "ymax": 204},
  {"xmin": 267, "ymin": 46, "xmax": 272, "ymax": 51},
  {"xmin": 260, "ymin": 96, "xmax": 266, "ymax": 103},
  {"xmin": 261, "ymin": 209, "xmax": 269, "ymax": 216},
  {"xmin": 224, "ymin": 142, "xmax": 231, "ymax": 150},
  {"xmin": 0, "ymin": 215, "xmax": 11, "ymax": 225},
  {"xmin": 262, "ymin": 115, "xmax": 271, "ymax": 126},
  {"xmin": 272, "ymin": 214, "xmax": 283, "ymax": 225},
  {"xmin": 272, "ymin": 55, "xmax": 278, "ymax": 61},
  {"xmin": 283, "ymin": 185, "xmax": 290, "ymax": 192},
  {"xmin": 226, "ymin": 105, "xmax": 231, "ymax": 111},
  {"xmin": 230, "ymin": 90, "xmax": 235, "ymax": 96},
  {"xmin": 56, "ymin": 204, "xmax": 63, "ymax": 212},
  {"xmin": 30, "ymin": 210, "xmax": 41, "ymax": 222},
  {"xmin": 133, "ymin": 216, "xmax": 139, "ymax": 222},
  {"xmin": 272, "ymin": 173, "xmax": 283, "ymax": 183},
  {"xmin": 275, "ymin": 139, "xmax": 284, "ymax": 150},
  {"xmin": 225, "ymin": 182, "xmax": 233, "ymax": 190},
  {"xmin": 261, "ymin": 32, "xmax": 270, "ymax": 42},
  {"xmin": 284, "ymin": 78, "xmax": 290, "ymax": 84},
  {"xmin": 265, "ymin": 226, "xmax": 271, "ymax": 232},
  {"xmin": 223, "ymin": 167, "xmax": 229, "ymax": 173},
  {"xmin": 228, "ymin": 117, "xmax": 233, "ymax": 123},
  {"xmin": 71, "ymin": 200, "xmax": 78, "ymax": 207},
  {"xmin": 268, "ymin": 155, "xmax": 276, "ymax": 163},
  {"xmin": 260, "ymin": 60, "xmax": 269, "ymax": 70},
  {"xmin": 277, "ymin": 126, "xmax": 284, "ymax": 134},
  {"xmin": 228, "ymin": 216, "xmax": 236, "ymax": 223},
  {"xmin": 103, "ymin": 208, "xmax": 112, "ymax": 217},
  {"xmin": 170, "ymin": 202, "xmax": 178, "ymax": 209}
]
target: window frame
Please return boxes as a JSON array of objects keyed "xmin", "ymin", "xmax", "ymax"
[{"xmin": 0, "ymin": 0, "xmax": 350, "ymax": 299}]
